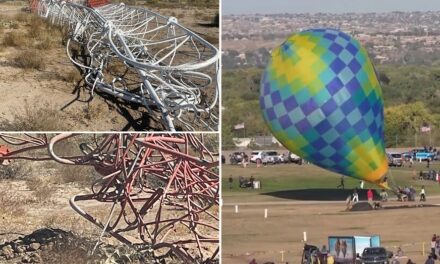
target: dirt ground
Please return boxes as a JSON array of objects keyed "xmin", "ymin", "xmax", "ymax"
[
  {"xmin": 222, "ymin": 193, "xmax": 440, "ymax": 264},
  {"xmin": 0, "ymin": 2, "xmax": 218, "ymax": 131}
]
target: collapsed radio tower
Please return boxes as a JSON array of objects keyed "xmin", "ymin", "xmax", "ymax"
[
  {"xmin": 0, "ymin": 133, "xmax": 219, "ymax": 263},
  {"xmin": 29, "ymin": 0, "xmax": 219, "ymax": 131}
]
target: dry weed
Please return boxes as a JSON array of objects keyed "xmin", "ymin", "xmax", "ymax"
[
  {"xmin": 14, "ymin": 50, "xmax": 46, "ymax": 70},
  {"xmin": 62, "ymin": 68, "xmax": 82, "ymax": 83},
  {"xmin": 0, "ymin": 182, "xmax": 25, "ymax": 217},
  {"xmin": 0, "ymin": 101, "xmax": 70, "ymax": 131},
  {"xmin": 2, "ymin": 31, "xmax": 25, "ymax": 47},
  {"xmin": 26, "ymin": 176, "xmax": 54, "ymax": 203}
]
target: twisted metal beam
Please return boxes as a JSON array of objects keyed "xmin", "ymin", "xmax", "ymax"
[
  {"xmin": 0, "ymin": 133, "xmax": 219, "ymax": 263},
  {"xmin": 30, "ymin": 0, "xmax": 219, "ymax": 131}
]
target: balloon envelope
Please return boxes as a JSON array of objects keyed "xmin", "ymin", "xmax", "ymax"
[{"xmin": 260, "ymin": 28, "xmax": 388, "ymax": 185}]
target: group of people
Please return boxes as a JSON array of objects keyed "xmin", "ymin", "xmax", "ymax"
[
  {"xmin": 396, "ymin": 185, "xmax": 426, "ymax": 202},
  {"xmin": 229, "ymin": 175, "xmax": 256, "ymax": 189}
]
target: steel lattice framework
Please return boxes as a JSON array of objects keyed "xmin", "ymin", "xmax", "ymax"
[
  {"xmin": 0, "ymin": 133, "xmax": 219, "ymax": 263},
  {"xmin": 30, "ymin": 0, "xmax": 219, "ymax": 131}
]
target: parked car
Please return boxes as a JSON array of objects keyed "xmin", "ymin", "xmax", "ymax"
[
  {"xmin": 360, "ymin": 247, "xmax": 392, "ymax": 264},
  {"xmin": 412, "ymin": 148, "xmax": 435, "ymax": 161},
  {"xmin": 387, "ymin": 152, "xmax": 403, "ymax": 167},
  {"xmin": 250, "ymin": 150, "xmax": 280, "ymax": 164},
  {"xmin": 229, "ymin": 152, "xmax": 243, "ymax": 165},
  {"xmin": 265, "ymin": 151, "xmax": 280, "ymax": 164},
  {"xmin": 288, "ymin": 151, "xmax": 303, "ymax": 164}
]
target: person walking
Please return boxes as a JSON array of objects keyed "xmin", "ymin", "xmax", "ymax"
[
  {"xmin": 420, "ymin": 185, "xmax": 426, "ymax": 202},
  {"xmin": 337, "ymin": 176, "xmax": 345, "ymax": 189}
]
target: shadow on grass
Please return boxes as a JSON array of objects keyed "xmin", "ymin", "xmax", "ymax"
[{"xmin": 262, "ymin": 189, "xmax": 381, "ymax": 201}]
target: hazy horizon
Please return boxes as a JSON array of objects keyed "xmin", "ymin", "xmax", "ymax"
[{"xmin": 222, "ymin": 0, "xmax": 440, "ymax": 15}]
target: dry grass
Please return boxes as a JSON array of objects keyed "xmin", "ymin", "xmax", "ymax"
[
  {"xmin": 14, "ymin": 49, "xmax": 46, "ymax": 70},
  {"xmin": 0, "ymin": 161, "xmax": 32, "ymax": 180},
  {"xmin": 53, "ymin": 164, "xmax": 97, "ymax": 185},
  {"xmin": 2, "ymin": 30, "xmax": 25, "ymax": 47},
  {"xmin": 26, "ymin": 176, "xmax": 54, "ymax": 203},
  {"xmin": 0, "ymin": 101, "xmax": 70, "ymax": 131},
  {"xmin": 62, "ymin": 68, "xmax": 82, "ymax": 83},
  {"xmin": 0, "ymin": 182, "xmax": 25, "ymax": 217}
]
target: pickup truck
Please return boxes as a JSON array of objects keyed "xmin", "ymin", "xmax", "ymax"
[
  {"xmin": 360, "ymin": 247, "xmax": 392, "ymax": 264},
  {"xmin": 412, "ymin": 149, "xmax": 436, "ymax": 161}
]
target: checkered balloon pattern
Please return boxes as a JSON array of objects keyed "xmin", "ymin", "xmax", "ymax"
[{"xmin": 260, "ymin": 28, "xmax": 388, "ymax": 184}]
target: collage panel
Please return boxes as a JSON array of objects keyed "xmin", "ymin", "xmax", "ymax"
[
  {"xmin": 0, "ymin": 133, "xmax": 219, "ymax": 263},
  {"xmin": 222, "ymin": 0, "xmax": 440, "ymax": 264},
  {"xmin": 0, "ymin": 0, "xmax": 219, "ymax": 132}
]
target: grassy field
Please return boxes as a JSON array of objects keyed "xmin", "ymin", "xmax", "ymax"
[{"xmin": 222, "ymin": 161, "xmax": 440, "ymax": 201}]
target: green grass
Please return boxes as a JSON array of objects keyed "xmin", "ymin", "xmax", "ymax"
[{"xmin": 222, "ymin": 161, "xmax": 440, "ymax": 197}]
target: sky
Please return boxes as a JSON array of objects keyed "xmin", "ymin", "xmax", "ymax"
[{"xmin": 222, "ymin": 0, "xmax": 440, "ymax": 15}]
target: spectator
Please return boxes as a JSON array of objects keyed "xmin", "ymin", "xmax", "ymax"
[
  {"xmin": 367, "ymin": 189, "xmax": 373, "ymax": 204},
  {"xmin": 425, "ymin": 255, "xmax": 435, "ymax": 264},
  {"xmin": 228, "ymin": 176, "xmax": 233, "ymax": 189},
  {"xmin": 391, "ymin": 256, "xmax": 400, "ymax": 264},
  {"xmin": 431, "ymin": 234, "xmax": 436, "ymax": 257},
  {"xmin": 397, "ymin": 246, "xmax": 404, "ymax": 257},
  {"xmin": 249, "ymin": 258, "xmax": 257, "ymax": 264},
  {"xmin": 352, "ymin": 189, "xmax": 359, "ymax": 203},
  {"xmin": 427, "ymin": 158, "xmax": 430, "ymax": 168},
  {"xmin": 406, "ymin": 259, "xmax": 415, "ymax": 264},
  {"xmin": 359, "ymin": 180, "xmax": 364, "ymax": 189},
  {"xmin": 420, "ymin": 186, "xmax": 426, "ymax": 202},
  {"xmin": 337, "ymin": 176, "xmax": 345, "ymax": 189},
  {"xmin": 250, "ymin": 175, "xmax": 255, "ymax": 188},
  {"xmin": 380, "ymin": 189, "xmax": 388, "ymax": 202}
]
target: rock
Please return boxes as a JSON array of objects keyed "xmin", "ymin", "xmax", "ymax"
[
  {"xmin": 29, "ymin": 252, "xmax": 42, "ymax": 263},
  {"xmin": 15, "ymin": 245, "xmax": 26, "ymax": 253},
  {"xmin": 29, "ymin": 243, "xmax": 40, "ymax": 251},
  {"xmin": 22, "ymin": 254, "xmax": 31, "ymax": 263},
  {"xmin": 1, "ymin": 245, "xmax": 14, "ymax": 259}
]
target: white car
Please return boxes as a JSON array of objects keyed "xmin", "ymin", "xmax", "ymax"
[{"xmin": 250, "ymin": 150, "xmax": 280, "ymax": 164}]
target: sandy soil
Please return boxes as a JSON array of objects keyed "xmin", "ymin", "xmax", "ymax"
[
  {"xmin": 222, "ymin": 194, "xmax": 440, "ymax": 264},
  {"xmin": 0, "ymin": 2, "xmax": 219, "ymax": 131}
]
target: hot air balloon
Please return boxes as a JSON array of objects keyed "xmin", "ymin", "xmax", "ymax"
[{"xmin": 260, "ymin": 28, "xmax": 388, "ymax": 186}]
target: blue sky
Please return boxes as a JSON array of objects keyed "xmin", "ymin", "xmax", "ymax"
[{"xmin": 222, "ymin": 0, "xmax": 440, "ymax": 15}]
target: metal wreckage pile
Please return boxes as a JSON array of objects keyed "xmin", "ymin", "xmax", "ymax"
[
  {"xmin": 0, "ymin": 133, "xmax": 219, "ymax": 263},
  {"xmin": 29, "ymin": 0, "xmax": 219, "ymax": 131}
]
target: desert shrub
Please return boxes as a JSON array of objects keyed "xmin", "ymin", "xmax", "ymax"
[
  {"xmin": 0, "ymin": 102, "xmax": 70, "ymax": 131},
  {"xmin": 0, "ymin": 161, "xmax": 32, "ymax": 180},
  {"xmin": 14, "ymin": 50, "xmax": 46, "ymax": 70},
  {"xmin": 62, "ymin": 68, "xmax": 82, "ymax": 83},
  {"xmin": 0, "ymin": 182, "xmax": 25, "ymax": 217},
  {"xmin": 26, "ymin": 176, "xmax": 54, "ymax": 203},
  {"xmin": 53, "ymin": 164, "xmax": 98, "ymax": 185},
  {"xmin": 2, "ymin": 31, "xmax": 25, "ymax": 47}
]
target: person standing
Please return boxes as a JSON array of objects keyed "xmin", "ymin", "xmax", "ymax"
[
  {"xmin": 352, "ymin": 189, "xmax": 359, "ymax": 203},
  {"xmin": 420, "ymin": 185, "xmax": 426, "ymax": 202},
  {"xmin": 425, "ymin": 255, "xmax": 435, "ymax": 264},
  {"xmin": 228, "ymin": 176, "xmax": 233, "ymax": 189},
  {"xmin": 367, "ymin": 189, "xmax": 373, "ymax": 204},
  {"xmin": 431, "ymin": 234, "xmax": 436, "ymax": 257}
]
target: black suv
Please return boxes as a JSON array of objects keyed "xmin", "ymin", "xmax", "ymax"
[{"xmin": 360, "ymin": 247, "xmax": 391, "ymax": 264}]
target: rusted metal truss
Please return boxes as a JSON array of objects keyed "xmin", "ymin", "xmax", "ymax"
[{"xmin": 0, "ymin": 133, "xmax": 219, "ymax": 263}]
